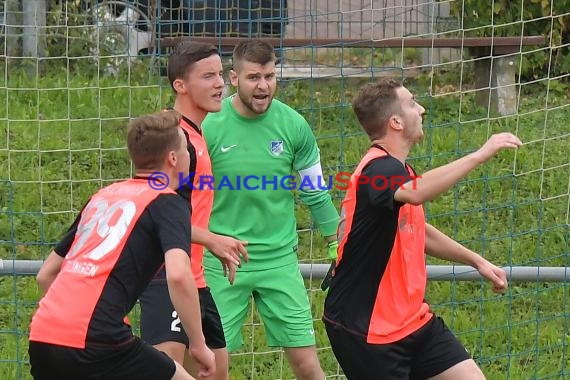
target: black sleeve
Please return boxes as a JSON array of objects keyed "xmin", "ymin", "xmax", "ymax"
[
  {"xmin": 147, "ymin": 193, "xmax": 191, "ymax": 256},
  {"xmin": 361, "ymin": 156, "xmax": 416, "ymax": 210},
  {"xmin": 53, "ymin": 201, "xmax": 89, "ymax": 257}
]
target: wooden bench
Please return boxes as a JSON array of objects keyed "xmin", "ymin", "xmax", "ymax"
[{"xmin": 159, "ymin": 36, "xmax": 546, "ymax": 115}]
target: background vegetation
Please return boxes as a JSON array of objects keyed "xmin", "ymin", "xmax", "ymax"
[{"xmin": 450, "ymin": 0, "xmax": 570, "ymax": 78}]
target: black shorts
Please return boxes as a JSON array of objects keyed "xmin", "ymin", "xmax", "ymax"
[
  {"xmin": 28, "ymin": 337, "xmax": 175, "ymax": 380},
  {"xmin": 139, "ymin": 284, "xmax": 226, "ymax": 349},
  {"xmin": 324, "ymin": 314, "xmax": 471, "ymax": 380}
]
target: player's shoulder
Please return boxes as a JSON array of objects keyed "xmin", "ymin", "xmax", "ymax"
[
  {"xmin": 363, "ymin": 154, "xmax": 407, "ymax": 176},
  {"xmin": 271, "ymin": 99, "xmax": 304, "ymax": 117},
  {"xmin": 268, "ymin": 99, "xmax": 311, "ymax": 132},
  {"xmin": 149, "ymin": 193, "xmax": 189, "ymax": 213}
]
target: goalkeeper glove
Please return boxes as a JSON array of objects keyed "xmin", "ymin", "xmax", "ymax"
[
  {"xmin": 321, "ymin": 240, "xmax": 338, "ymax": 291},
  {"xmin": 327, "ymin": 240, "xmax": 338, "ymax": 260}
]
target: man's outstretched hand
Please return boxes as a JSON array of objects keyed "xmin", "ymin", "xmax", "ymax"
[
  {"xmin": 474, "ymin": 133, "xmax": 522, "ymax": 163},
  {"xmin": 476, "ymin": 260, "xmax": 508, "ymax": 294}
]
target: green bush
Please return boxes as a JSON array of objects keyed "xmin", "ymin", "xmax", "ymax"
[{"xmin": 449, "ymin": 0, "xmax": 570, "ymax": 78}]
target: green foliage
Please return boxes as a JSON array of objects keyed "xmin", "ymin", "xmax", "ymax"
[
  {"xmin": 449, "ymin": 0, "xmax": 570, "ymax": 78},
  {"xmin": 1, "ymin": 2, "xmax": 569, "ymax": 378},
  {"xmin": 1, "ymin": 61, "xmax": 569, "ymax": 379}
]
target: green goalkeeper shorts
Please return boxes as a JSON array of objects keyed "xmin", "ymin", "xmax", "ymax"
[{"xmin": 204, "ymin": 261, "xmax": 316, "ymax": 352}]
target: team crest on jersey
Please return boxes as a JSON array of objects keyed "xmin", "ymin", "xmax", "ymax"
[{"xmin": 270, "ymin": 140, "xmax": 284, "ymax": 156}]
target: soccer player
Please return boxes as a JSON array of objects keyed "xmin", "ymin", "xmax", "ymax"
[
  {"xmin": 323, "ymin": 80, "xmax": 523, "ymax": 379},
  {"xmin": 138, "ymin": 41, "xmax": 248, "ymax": 380},
  {"xmin": 29, "ymin": 110, "xmax": 214, "ymax": 380},
  {"xmin": 201, "ymin": 40, "xmax": 339, "ymax": 380}
]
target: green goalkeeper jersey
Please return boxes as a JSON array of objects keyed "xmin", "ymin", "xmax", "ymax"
[{"xmin": 202, "ymin": 96, "xmax": 339, "ymax": 271}]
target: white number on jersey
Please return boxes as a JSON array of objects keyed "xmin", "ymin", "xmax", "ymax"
[{"xmin": 66, "ymin": 199, "xmax": 137, "ymax": 261}]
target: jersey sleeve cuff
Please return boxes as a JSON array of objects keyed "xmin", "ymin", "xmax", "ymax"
[{"xmin": 162, "ymin": 244, "xmax": 190, "ymax": 257}]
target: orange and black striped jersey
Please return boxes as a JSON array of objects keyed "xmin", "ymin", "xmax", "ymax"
[
  {"xmin": 30, "ymin": 179, "xmax": 191, "ymax": 348},
  {"xmin": 178, "ymin": 116, "xmax": 213, "ymax": 288},
  {"xmin": 324, "ymin": 145, "xmax": 432, "ymax": 344},
  {"xmin": 150, "ymin": 115, "xmax": 212, "ymax": 288}
]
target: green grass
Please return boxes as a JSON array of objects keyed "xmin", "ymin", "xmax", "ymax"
[{"xmin": 1, "ymin": 58, "xmax": 569, "ymax": 379}]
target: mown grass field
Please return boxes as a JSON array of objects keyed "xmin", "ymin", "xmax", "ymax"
[{"xmin": 0, "ymin": 57, "xmax": 569, "ymax": 379}]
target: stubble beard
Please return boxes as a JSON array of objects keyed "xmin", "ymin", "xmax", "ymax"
[{"xmin": 238, "ymin": 89, "xmax": 272, "ymax": 115}]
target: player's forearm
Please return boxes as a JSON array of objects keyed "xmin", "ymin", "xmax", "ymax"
[
  {"xmin": 167, "ymin": 271, "xmax": 207, "ymax": 348},
  {"xmin": 37, "ymin": 275, "xmax": 56, "ymax": 294},
  {"xmin": 36, "ymin": 251, "xmax": 64, "ymax": 294},
  {"xmin": 425, "ymin": 224, "xmax": 485, "ymax": 268},
  {"xmin": 191, "ymin": 226, "xmax": 213, "ymax": 246},
  {"xmin": 395, "ymin": 152, "xmax": 483, "ymax": 205},
  {"xmin": 37, "ymin": 274, "xmax": 57, "ymax": 294},
  {"xmin": 300, "ymin": 190, "xmax": 339, "ymax": 237}
]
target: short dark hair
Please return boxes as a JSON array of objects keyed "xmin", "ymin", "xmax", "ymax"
[
  {"xmin": 232, "ymin": 40, "xmax": 276, "ymax": 72},
  {"xmin": 352, "ymin": 79, "xmax": 403, "ymax": 139},
  {"xmin": 167, "ymin": 40, "xmax": 219, "ymax": 90},
  {"xmin": 127, "ymin": 110, "xmax": 182, "ymax": 170}
]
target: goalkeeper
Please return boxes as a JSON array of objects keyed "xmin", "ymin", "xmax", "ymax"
[{"xmin": 202, "ymin": 40, "xmax": 339, "ymax": 380}]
